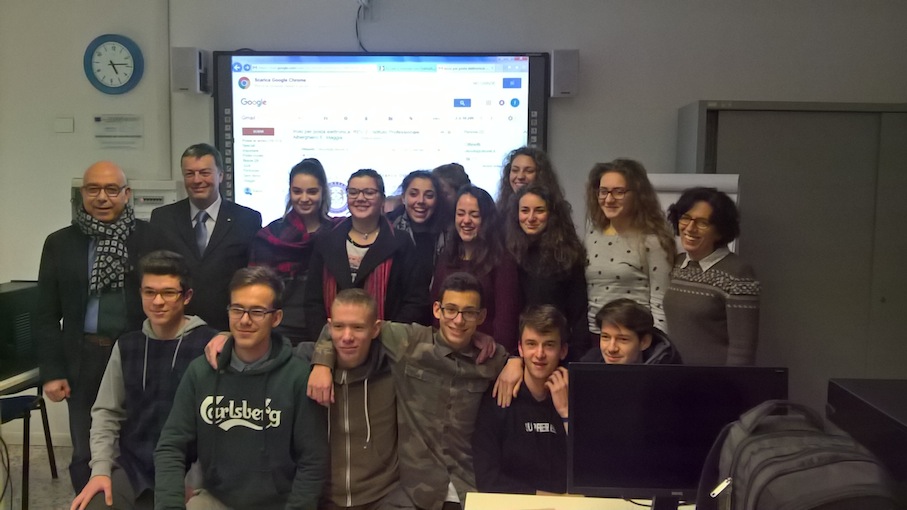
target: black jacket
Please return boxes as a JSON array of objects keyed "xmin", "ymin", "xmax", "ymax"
[
  {"xmin": 303, "ymin": 218, "xmax": 429, "ymax": 341},
  {"xmin": 150, "ymin": 198, "xmax": 262, "ymax": 331},
  {"xmin": 35, "ymin": 220, "xmax": 161, "ymax": 384}
]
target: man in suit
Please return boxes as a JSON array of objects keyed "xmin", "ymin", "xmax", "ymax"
[
  {"xmin": 150, "ymin": 143, "xmax": 262, "ymax": 331},
  {"xmin": 36, "ymin": 161, "xmax": 160, "ymax": 492}
]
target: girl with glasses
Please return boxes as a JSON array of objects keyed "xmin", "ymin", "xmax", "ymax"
[
  {"xmin": 304, "ymin": 169, "xmax": 429, "ymax": 341},
  {"xmin": 583, "ymin": 159, "xmax": 675, "ymax": 344}
]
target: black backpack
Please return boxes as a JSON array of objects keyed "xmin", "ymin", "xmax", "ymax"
[{"xmin": 696, "ymin": 400, "xmax": 899, "ymax": 510}]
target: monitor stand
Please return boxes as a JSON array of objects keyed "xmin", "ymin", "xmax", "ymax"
[{"xmin": 650, "ymin": 496, "xmax": 680, "ymax": 510}]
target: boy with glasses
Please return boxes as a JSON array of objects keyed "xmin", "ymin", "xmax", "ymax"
[
  {"xmin": 155, "ymin": 266, "xmax": 328, "ymax": 509},
  {"xmin": 71, "ymin": 250, "xmax": 215, "ymax": 510},
  {"xmin": 308, "ymin": 272, "xmax": 519, "ymax": 510}
]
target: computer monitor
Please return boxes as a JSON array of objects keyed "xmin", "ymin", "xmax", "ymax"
[
  {"xmin": 0, "ymin": 281, "xmax": 39, "ymax": 389},
  {"xmin": 567, "ymin": 363, "xmax": 788, "ymax": 509},
  {"xmin": 213, "ymin": 51, "xmax": 550, "ymax": 225}
]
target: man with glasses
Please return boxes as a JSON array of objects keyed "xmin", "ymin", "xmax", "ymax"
[
  {"xmin": 36, "ymin": 161, "xmax": 161, "ymax": 492},
  {"xmin": 155, "ymin": 266, "xmax": 328, "ymax": 510},
  {"xmin": 308, "ymin": 272, "xmax": 519, "ymax": 510},
  {"xmin": 150, "ymin": 143, "xmax": 261, "ymax": 331},
  {"xmin": 71, "ymin": 251, "xmax": 215, "ymax": 510}
]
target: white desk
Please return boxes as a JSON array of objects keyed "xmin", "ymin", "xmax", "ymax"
[
  {"xmin": 465, "ymin": 493, "xmax": 696, "ymax": 509},
  {"xmin": 0, "ymin": 368, "xmax": 39, "ymax": 394}
]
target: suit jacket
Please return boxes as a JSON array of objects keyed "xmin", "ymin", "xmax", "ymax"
[
  {"xmin": 303, "ymin": 218, "xmax": 429, "ymax": 341},
  {"xmin": 150, "ymin": 198, "xmax": 262, "ymax": 331},
  {"xmin": 35, "ymin": 221, "xmax": 160, "ymax": 385}
]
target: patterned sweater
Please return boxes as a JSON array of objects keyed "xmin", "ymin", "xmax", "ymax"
[
  {"xmin": 663, "ymin": 251, "xmax": 760, "ymax": 365},
  {"xmin": 584, "ymin": 229, "xmax": 671, "ymax": 334}
]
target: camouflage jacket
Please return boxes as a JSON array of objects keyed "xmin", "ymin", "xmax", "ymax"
[{"xmin": 313, "ymin": 322, "xmax": 507, "ymax": 510}]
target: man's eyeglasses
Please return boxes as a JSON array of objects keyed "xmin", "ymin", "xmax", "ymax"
[
  {"xmin": 678, "ymin": 214, "xmax": 712, "ymax": 231},
  {"xmin": 82, "ymin": 184, "xmax": 128, "ymax": 197},
  {"xmin": 597, "ymin": 187, "xmax": 629, "ymax": 200},
  {"xmin": 226, "ymin": 306, "xmax": 277, "ymax": 321},
  {"xmin": 438, "ymin": 305, "xmax": 482, "ymax": 322},
  {"xmin": 140, "ymin": 288, "xmax": 183, "ymax": 301},
  {"xmin": 347, "ymin": 188, "xmax": 381, "ymax": 200}
]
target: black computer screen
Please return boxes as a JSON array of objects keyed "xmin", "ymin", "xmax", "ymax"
[{"xmin": 567, "ymin": 363, "xmax": 788, "ymax": 502}]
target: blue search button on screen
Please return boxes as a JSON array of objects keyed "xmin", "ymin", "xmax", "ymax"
[
  {"xmin": 454, "ymin": 98, "xmax": 472, "ymax": 107},
  {"xmin": 503, "ymin": 78, "xmax": 522, "ymax": 89}
]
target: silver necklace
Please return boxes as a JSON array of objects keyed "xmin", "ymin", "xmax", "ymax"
[{"xmin": 352, "ymin": 225, "xmax": 378, "ymax": 240}]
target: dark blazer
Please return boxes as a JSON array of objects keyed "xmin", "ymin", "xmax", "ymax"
[
  {"xmin": 150, "ymin": 198, "xmax": 262, "ymax": 330},
  {"xmin": 303, "ymin": 218, "xmax": 429, "ymax": 342},
  {"xmin": 35, "ymin": 221, "xmax": 160, "ymax": 385}
]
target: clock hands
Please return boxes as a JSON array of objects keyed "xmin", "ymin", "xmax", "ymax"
[{"xmin": 106, "ymin": 60, "xmax": 132, "ymax": 75}]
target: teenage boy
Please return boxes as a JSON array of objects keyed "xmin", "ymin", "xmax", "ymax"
[
  {"xmin": 71, "ymin": 251, "xmax": 215, "ymax": 510},
  {"xmin": 308, "ymin": 272, "xmax": 516, "ymax": 510},
  {"xmin": 472, "ymin": 305, "xmax": 570, "ymax": 495},
  {"xmin": 154, "ymin": 266, "xmax": 328, "ymax": 510},
  {"xmin": 581, "ymin": 298, "xmax": 682, "ymax": 365},
  {"xmin": 296, "ymin": 288, "xmax": 412, "ymax": 509}
]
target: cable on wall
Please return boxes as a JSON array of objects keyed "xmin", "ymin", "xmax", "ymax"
[{"xmin": 355, "ymin": 0, "xmax": 370, "ymax": 52}]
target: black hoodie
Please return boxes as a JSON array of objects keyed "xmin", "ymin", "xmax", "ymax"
[{"xmin": 580, "ymin": 328, "xmax": 683, "ymax": 364}]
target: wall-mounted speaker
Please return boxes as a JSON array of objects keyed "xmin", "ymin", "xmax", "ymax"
[
  {"xmin": 171, "ymin": 47, "xmax": 211, "ymax": 94},
  {"xmin": 550, "ymin": 49, "xmax": 579, "ymax": 98}
]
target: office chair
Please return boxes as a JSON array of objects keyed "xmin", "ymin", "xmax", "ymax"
[{"xmin": 0, "ymin": 392, "xmax": 57, "ymax": 510}]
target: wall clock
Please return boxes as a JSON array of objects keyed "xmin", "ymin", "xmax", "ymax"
[{"xmin": 83, "ymin": 34, "xmax": 144, "ymax": 94}]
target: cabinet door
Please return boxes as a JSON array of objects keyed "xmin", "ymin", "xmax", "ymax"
[
  {"xmin": 868, "ymin": 113, "xmax": 907, "ymax": 377},
  {"xmin": 716, "ymin": 110, "xmax": 880, "ymax": 408}
]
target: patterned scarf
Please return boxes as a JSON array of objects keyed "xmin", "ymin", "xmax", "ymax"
[
  {"xmin": 74, "ymin": 205, "xmax": 136, "ymax": 294},
  {"xmin": 251, "ymin": 210, "xmax": 314, "ymax": 278},
  {"xmin": 391, "ymin": 210, "xmax": 446, "ymax": 261}
]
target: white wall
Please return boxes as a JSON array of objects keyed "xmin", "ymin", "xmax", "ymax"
[{"xmin": 3, "ymin": 0, "xmax": 907, "ymax": 442}]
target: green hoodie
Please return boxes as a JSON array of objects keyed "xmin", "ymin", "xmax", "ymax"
[{"xmin": 154, "ymin": 333, "xmax": 328, "ymax": 510}]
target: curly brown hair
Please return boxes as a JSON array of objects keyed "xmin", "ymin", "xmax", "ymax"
[
  {"xmin": 504, "ymin": 184, "xmax": 585, "ymax": 276},
  {"xmin": 495, "ymin": 146, "xmax": 564, "ymax": 211},
  {"xmin": 584, "ymin": 159, "xmax": 675, "ymax": 265}
]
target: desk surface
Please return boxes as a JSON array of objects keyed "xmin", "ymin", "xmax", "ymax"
[
  {"xmin": 0, "ymin": 368, "xmax": 39, "ymax": 394},
  {"xmin": 465, "ymin": 493, "xmax": 696, "ymax": 510}
]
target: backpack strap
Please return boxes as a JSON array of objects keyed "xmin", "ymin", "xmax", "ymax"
[{"xmin": 738, "ymin": 399, "xmax": 824, "ymax": 433}]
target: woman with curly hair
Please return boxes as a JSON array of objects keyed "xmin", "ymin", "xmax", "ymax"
[
  {"xmin": 505, "ymin": 183, "xmax": 590, "ymax": 359},
  {"xmin": 431, "ymin": 162, "xmax": 471, "ymax": 206},
  {"xmin": 432, "ymin": 185, "xmax": 521, "ymax": 352},
  {"xmin": 495, "ymin": 146, "xmax": 565, "ymax": 212},
  {"xmin": 583, "ymin": 159, "xmax": 675, "ymax": 339}
]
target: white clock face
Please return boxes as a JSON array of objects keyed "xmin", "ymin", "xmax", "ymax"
[{"xmin": 91, "ymin": 42, "xmax": 136, "ymax": 88}]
